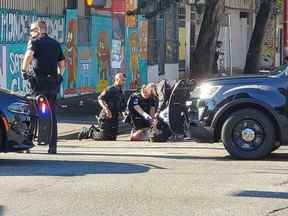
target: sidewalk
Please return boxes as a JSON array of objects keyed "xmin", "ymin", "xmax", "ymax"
[{"xmin": 57, "ymin": 115, "xmax": 131, "ymax": 140}]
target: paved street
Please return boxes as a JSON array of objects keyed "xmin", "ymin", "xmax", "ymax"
[{"xmin": 1, "ymin": 135, "xmax": 288, "ymax": 216}]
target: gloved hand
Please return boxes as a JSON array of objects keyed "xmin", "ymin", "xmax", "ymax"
[
  {"xmin": 142, "ymin": 112, "xmax": 153, "ymax": 122},
  {"xmin": 22, "ymin": 71, "xmax": 32, "ymax": 80}
]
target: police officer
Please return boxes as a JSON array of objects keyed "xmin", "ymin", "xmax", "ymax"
[
  {"xmin": 21, "ymin": 20, "xmax": 65, "ymax": 154},
  {"xmin": 96, "ymin": 72, "xmax": 126, "ymax": 141},
  {"xmin": 127, "ymin": 83, "xmax": 158, "ymax": 141}
]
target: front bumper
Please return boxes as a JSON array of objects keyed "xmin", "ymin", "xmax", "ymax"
[
  {"xmin": 3, "ymin": 112, "xmax": 36, "ymax": 152},
  {"xmin": 188, "ymin": 98, "xmax": 216, "ymax": 142}
]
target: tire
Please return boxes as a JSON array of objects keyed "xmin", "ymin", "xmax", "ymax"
[
  {"xmin": 0, "ymin": 123, "xmax": 4, "ymax": 150},
  {"xmin": 271, "ymin": 142, "xmax": 281, "ymax": 153},
  {"xmin": 221, "ymin": 108, "xmax": 275, "ymax": 160}
]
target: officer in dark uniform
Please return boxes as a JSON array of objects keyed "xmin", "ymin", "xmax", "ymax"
[
  {"xmin": 96, "ymin": 72, "xmax": 126, "ymax": 141},
  {"xmin": 21, "ymin": 20, "xmax": 65, "ymax": 154},
  {"xmin": 127, "ymin": 83, "xmax": 158, "ymax": 141}
]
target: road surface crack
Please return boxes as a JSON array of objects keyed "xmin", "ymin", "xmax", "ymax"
[{"xmin": 267, "ymin": 206, "xmax": 288, "ymax": 215}]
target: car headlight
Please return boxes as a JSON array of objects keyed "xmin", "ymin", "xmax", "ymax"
[
  {"xmin": 199, "ymin": 83, "xmax": 222, "ymax": 99},
  {"xmin": 185, "ymin": 101, "xmax": 193, "ymax": 106},
  {"xmin": 8, "ymin": 102, "xmax": 31, "ymax": 115}
]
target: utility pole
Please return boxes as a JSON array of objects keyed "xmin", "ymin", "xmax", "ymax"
[
  {"xmin": 284, "ymin": 0, "xmax": 288, "ymax": 58},
  {"xmin": 185, "ymin": 2, "xmax": 191, "ymax": 75}
]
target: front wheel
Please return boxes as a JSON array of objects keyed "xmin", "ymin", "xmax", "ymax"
[
  {"xmin": 0, "ymin": 123, "xmax": 4, "ymax": 151},
  {"xmin": 221, "ymin": 108, "xmax": 275, "ymax": 160}
]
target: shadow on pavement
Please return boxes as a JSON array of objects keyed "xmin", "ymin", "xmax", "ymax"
[
  {"xmin": 266, "ymin": 153, "xmax": 288, "ymax": 161},
  {"xmin": 33, "ymin": 152, "xmax": 232, "ymax": 161},
  {"xmin": 0, "ymin": 159, "xmax": 150, "ymax": 177},
  {"xmin": 29, "ymin": 151, "xmax": 288, "ymax": 161},
  {"xmin": 233, "ymin": 190, "xmax": 288, "ymax": 199},
  {"xmin": 58, "ymin": 145, "xmax": 225, "ymax": 151}
]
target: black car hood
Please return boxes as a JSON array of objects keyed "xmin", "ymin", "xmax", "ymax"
[
  {"xmin": 0, "ymin": 88, "xmax": 28, "ymax": 101},
  {"xmin": 207, "ymin": 75, "xmax": 278, "ymax": 85}
]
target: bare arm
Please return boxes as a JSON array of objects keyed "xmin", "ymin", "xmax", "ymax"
[
  {"xmin": 149, "ymin": 106, "xmax": 156, "ymax": 118},
  {"xmin": 58, "ymin": 60, "xmax": 65, "ymax": 75},
  {"xmin": 21, "ymin": 50, "xmax": 34, "ymax": 73},
  {"xmin": 98, "ymin": 90, "xmax": 112, "ymax": 118},
  {"xmin": 133, "ymin": 105, "xmax": 146, "ymax": 116}
]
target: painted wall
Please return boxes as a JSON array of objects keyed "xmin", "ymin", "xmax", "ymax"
[
  {"xmin": 0, "ymin": 9, "xmax": 64, "ymax": 43},
  {"xmin": 0, "ymin": 10, "xmax": 65, "ymax": 95},
  {"xmin": 0, "ymin": 3, "xmax": 148, "ymax": 97}
]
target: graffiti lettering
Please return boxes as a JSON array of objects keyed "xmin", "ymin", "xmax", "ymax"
[
  {"xmin": 9, "ymin": 52, "xmax": 24, "ymax": 75},
  {"xmin": 8, "ymin": 52, "xmax": 29, "ymax": 93},
  {"xmin": 0, "ymin": 10, "xmax": 64, "ymax": 43}
]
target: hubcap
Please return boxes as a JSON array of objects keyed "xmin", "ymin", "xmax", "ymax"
[
  {"xmin": 232, "ymin": 119, "xmax": 265, "ymax": 151},
  {"xmin": 241, "ymin": 128, "xmax": 255, "ymax": 142}
]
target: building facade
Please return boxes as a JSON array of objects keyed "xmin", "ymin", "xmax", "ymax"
[{"xmin": 178, "ymin": 0, "xmax": 256, "ymax": 77}]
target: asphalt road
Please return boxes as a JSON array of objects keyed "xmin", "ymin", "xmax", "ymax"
[{"xmin": 1, "ymin": 138, "xmax": 288, "ymax": 216}]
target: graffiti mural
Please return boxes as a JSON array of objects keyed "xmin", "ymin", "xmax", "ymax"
[
  {"xmin": 129, "ymin": 32, "xmax": 140, "ymax": 89},
  {"xmin": 1, "ymin": 8, "xmax": 148, "ymax": 98},
  {"xmin": 112, "ymin": 0, "xmax": 125, "ymax": 12},
  {"xmin": 0, "ymin": 46, "xmax": 7, "ymax": 89},
  {"xmin": 111, "ymin": 40, "xmax": 122, "ymax": 69},
  {"xmin": 112, "ymin": 14, "xmax": 125, "ymax": 72},
  {"xmin": 6, "ymin": 45, "xmax": 31, "ymax": 94},
  {"xmin": 126, "ymin": 0, "xmax": 137, "ymax": 27},
  {"xmin": 97, "ymin": 32, "xmax": 110, "ymax": 81},
  {"xmin": 79, "ymin": 48, "xmax": 94, "ymax": 94},
  {"xmin": 64, "ymin": 19, "xmax": 78, "ymax": 96},
  {"xmin": 0, "ymin": 10, "xmax": 64, "ymax": 43},
  {"xmin": 140, "ymin": 20, "xmax": 148, "ymax": 60}
]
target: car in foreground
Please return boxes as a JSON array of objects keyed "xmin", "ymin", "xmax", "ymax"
[
  {"xmin": 189, "ymin": 65, "xmax": 288, "ymax": 159},
  {"xmin": 0, "ymin": 88, "xmax": 49, "ymax": 152}
]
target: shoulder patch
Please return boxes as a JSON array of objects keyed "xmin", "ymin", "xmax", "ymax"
[{"xmin": 132, "ymin": 97, "xmax": 140, "ymax": 105}]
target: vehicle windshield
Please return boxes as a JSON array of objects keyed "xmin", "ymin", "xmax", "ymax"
[{"xmin": 270, "ymin": 64, "xmax": 288, "ymax": 75}]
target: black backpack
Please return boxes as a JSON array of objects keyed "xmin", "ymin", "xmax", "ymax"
[{"xmin": 78, "ymin": 125, "xmax": 100, "ymax": 140}]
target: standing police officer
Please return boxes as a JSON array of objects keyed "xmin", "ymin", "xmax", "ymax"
[
  {"xmin": 21, "ymin": 20, "xmax": 65, "ymax": 154},
  {"xmin": 96, "ymin": 72, "xmax": 126, "ymax": 141}
]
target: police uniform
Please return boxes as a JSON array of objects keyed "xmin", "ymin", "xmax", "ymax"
[
  {"xmin": 26, "ymin": 33, "xmax": 65, "ymax": 153},
  {"xmin": 97, "ymin": 85, "xmax": 126, "ymax": 141},
  {"xmin": 128, "ymin": 92, "xmax": 157, "ymax": 130}
]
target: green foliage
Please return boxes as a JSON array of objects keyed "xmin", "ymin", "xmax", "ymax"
[{"xmin": 276, "ymin": 0, "xmax": 283, "ymax": 10}]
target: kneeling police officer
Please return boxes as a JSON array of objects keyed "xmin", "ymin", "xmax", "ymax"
[
  {"xmin": 96, "ymin": 72, "xmax": 126, "ymax": 141},
  {"xmin": 127, "ymin": 83, "xmax": 158, "ymax": 141}
]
